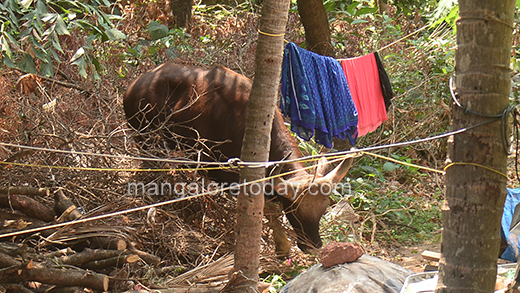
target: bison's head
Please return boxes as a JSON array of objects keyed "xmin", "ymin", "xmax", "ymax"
[{"xmin": 274, "ymin": 156, "xmax": 355, "ymax": 253}]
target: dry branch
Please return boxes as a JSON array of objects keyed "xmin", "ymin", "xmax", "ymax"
[
  {"xmin": 44, "ymin": 247, "xmax": 75, "ymax": 259},
  {"xmin": 0, "ymin": 194, "xmax": 54, "ymax": 222},
  {"xmin": 54, "ymin": 190, "xmax": 82, "ymax": 221}
]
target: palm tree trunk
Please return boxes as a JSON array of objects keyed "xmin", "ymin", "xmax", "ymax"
[
  {"xmin": 227, "ymin": 0, "xmax": 290, "ymax": 292},
  {"xmin": 436, "ymin": 1, "xmax": 515, "ymax": 292}
]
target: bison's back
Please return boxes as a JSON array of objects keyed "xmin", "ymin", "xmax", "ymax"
[{"xmin": 123, "ymin": 63, "xmax": 256, "ymax": 181}]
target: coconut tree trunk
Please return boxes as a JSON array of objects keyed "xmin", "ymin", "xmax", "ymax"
[
  {"xmin": 227, "ymin": 0, "xmax": 290, "ymax": 292},
  {"xmin": 297, "ymin": 0, "xmax": 334, "ymax": 57},
  {"xmin": 436, "ymin": 1, "xmax": 515, "ymax": 292}
]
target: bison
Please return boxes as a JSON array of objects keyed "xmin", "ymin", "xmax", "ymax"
[{"xmin": 123, "ymin": 63, "xmax": 354, "ymax": 255}]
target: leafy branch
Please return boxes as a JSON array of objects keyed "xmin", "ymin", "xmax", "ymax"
[{"xmin": 0, "ymin": 0, "xmax": 126, "ymax": 78}]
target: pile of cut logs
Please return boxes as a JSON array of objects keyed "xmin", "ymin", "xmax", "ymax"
[{"xmin": 0, "ymin": 186, "xmax": 163, "ymax": 292}]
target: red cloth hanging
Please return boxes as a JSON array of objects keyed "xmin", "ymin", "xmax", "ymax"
[{"xmin": 340, "ymin": 53, "xmax": 388, "ymax": 137}]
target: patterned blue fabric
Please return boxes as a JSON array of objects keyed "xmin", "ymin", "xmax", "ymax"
[
  {"xmin": 280, "ymin": 42, "xmax": 358, "ymax": 148},
  {"xmin": 501, "ymin": 188, "xmax": 520, "ymax": 261}
]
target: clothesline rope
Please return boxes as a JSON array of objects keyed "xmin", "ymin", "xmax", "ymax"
[{"xmin": 0, "ymin": 118, "xmax": 501, "ymax": 173}]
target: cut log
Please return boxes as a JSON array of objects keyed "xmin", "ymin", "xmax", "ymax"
[
  {"xmin": 0, "ymin": 186, "xmax": 49, "ymax": 197},
  {"xmin": 89, "ymin": 236, "xmax": 127, "ymax": 250},
  {"xmin": 0, "ymin": 211, "xmax": 55, "ymax": 237},
  {"xmin": 0, "ymin": 283, "xmax": 33, "ymax": 293},
  {"xmin": 54, "ymin": 190, "xmax": 82, "ymax": 221},
  {"xmin": 0, "ymin": 251, "xmax": 20, "ymax": 268},
  {"xmin": 0, "ymin": 262, "xmax": 109, "ymax": 291},
  {"xmin": 128, "ymin": 247, "xmax": 161, "ymax": 266},
  {"xmin": 47, "ymin": 286, "xmax": 86, "ymax": 293},
  {"xmin": 0, "ymin": 194, "xmax": 55, "ymax": 222},
  {"xmin": 82, "ymin": 254, "xmax": 139, "ymax": 271}
]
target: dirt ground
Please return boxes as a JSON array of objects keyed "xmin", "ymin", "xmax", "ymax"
[{"xmin": 391, "ymin": 242, "xmax": 441, "ymax": 273}]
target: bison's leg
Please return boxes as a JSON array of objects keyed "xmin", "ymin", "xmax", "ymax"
[{"xmin": 264, "ymin": 201, "xmax": 291, "ymax": 258}]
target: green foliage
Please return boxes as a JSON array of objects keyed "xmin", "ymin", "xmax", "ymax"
[
  {"xmin": 0, "ymin": 0, "xmax": 125, "ymax": 78},
  {"xmin": 260, "ymin": 262, "xmax": 310, "ymax": 292},
  {"xmin": 260, "ymin": 273, "xmax": 287, "ymax": 292},
  {"xmin": 124, "ymin": 24, "xmax": 192, "ymax": 67},
  {"xmin": 391, "ymin": 0, "xmax": 437, "ymax": 16},
  {"xmin": 326, "ymin": 0, "xmax": 378, "ymax": 25},
  {"xmin": 347, "ymin": 156, "xmax": 441, "ymax": 244},
  {"xmin": 430, "ymin": 0, "xmax": 458, "ymax": 28}
]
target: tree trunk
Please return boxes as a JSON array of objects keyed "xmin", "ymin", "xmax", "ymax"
[
  {"xmin": 377, "ymin": 0, "xmax": 388, "ymax": 15},
  {"xmin": 170, "ymin": 0, "xmax": 193, "ymax": 28},
  {"xmin": 436, "ymin": 1, "xmax": 515, "ymax": 292},
  {"xmin": 228, "ymin": 0, "xmax": 290, "ymax": 292},
  {"xmin": 297, "ymin": 0, "xmax": 334, "ymax": 57}
]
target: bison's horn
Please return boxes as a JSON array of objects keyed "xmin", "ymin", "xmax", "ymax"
[
  {"xmin": 323, "ymin": 153, "xmax": 359, "ymax": 184},
  {"xmin": 272, "ymin": 175, "xmax": 301, "ymax": 201}
]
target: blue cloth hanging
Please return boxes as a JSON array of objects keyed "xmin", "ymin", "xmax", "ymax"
[
  {"xmin": 501, "ymin": 188, "xmax": 520, "ymax": 261},
  {"xmin": 280, "ymin": 42, "xmax": 358, "ymax": 149}
]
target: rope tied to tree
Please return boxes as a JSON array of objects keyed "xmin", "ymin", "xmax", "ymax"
[{"xmin": 449, "ymin": 75, "xmax": 520, "ymax": 182}]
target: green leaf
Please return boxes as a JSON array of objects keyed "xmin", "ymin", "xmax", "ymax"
[
  {"xmin": 42, "ymin": 24, "xmax": 55, "ymax": 37},
  {"xmin": 32, "ymin": 47, "xmax": 49, "ymax": 62},
  {"xmin": 71, "ymin": 55, "xmax": 87, "ymax": 78},
  {"xmin": 52, "ymin": 34, "xmax": 63, "ymax": 53},
  {"xmin": 323, "ymin": 0, "xmax": 336, "ymax": 13},
  {"xmin": 90, "ymin": 54, "xmax": 101, "ymax": 71},
  {"xmin": 93, "ymin": 24, "xmax": 109, "ymax": 42},
  {"xmin": 49, "ymin": 47, "xmax": 60, "ymax": 62},
  {"xmin": 351, "ymin": 19, "xmax": 369, "ymax": 25},
  {"xmin": 70, "ymin": 47, "xmax": 85, "ymax": 63},
  {"xmin": 148, "ymin": 21, "xmax": 169, "ymax": 40},
  {"xmin": 35, "ymin": 0, "xmax": 49, "ymax": 14},
  {"xmin": 41, "ymin": 61, "xmax": 53, "ymax": 76},
  {"xmin": 347, "ymin": 2, "xmax": 359, "ymax": 15},
  {"xmin": 21, "ymin": 0, "xmax": 33, "ymax": 9},
  {"xmin": 355, "ymin": 6, "xmax": 378, "ymax": 17},
  {"xmin": 106, "ymin": 28, "xmax": 126, "ymax": 40},
  {"xmin": 2, "ymin": 55, "xmax": 15, "ymax": 68},
  {"xmin": 0, "ymin": 35, "xmax": 12, "ymax": 59},
  {"xmin": 383, "ymin": 162, "xmax": 396, "ymax": 172},
  {"xmin": 19, "ymin": 54, "xmax": 37, "ymax": 73},
  {"xmin": 41, "ymin": 13, "xmax": 56, "ymax": 23},
  {"xmin": 55, "ymin": 15, "xmax": 70, "ymax": 35},
  {"xmin": 430, "ymin": 0, "xmax": 458, "ymax": 27}
]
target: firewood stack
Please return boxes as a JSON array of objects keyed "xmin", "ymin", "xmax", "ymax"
[{"xmin": 0, "ymin": 186, "xmax": 163, "ymax": 292}]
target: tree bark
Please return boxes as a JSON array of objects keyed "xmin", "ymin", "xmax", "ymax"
[
  {"xmin": 297, "ymin": 0, "xmax": 334, "ymax": 57},
  {"xmin": 229, "ymin": 0, "xmax": 290, "ymax": 291},
  {"xmin": 436, "ymin": 1, "xmax": 515, "ymax": 292},
  {"xmin": 170, "ymin": 0, "xmax": 193, "ymax": 29}
]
